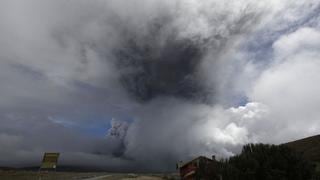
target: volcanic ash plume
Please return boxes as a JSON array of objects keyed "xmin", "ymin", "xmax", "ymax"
[{"xmin": 1, "ymin": 0, "xmax": 320, "ymax": 171}]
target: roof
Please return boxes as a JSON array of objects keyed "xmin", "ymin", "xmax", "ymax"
[{"xmin": 180, "ymin": 156, "xmax": 215, "ymax": 168}]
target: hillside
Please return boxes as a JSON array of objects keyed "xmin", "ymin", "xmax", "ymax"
[{"xmin": 285, "ymin": 134, "xmax": 320, "ymax": 162}]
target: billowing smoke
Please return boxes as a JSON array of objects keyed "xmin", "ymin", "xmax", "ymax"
[
  {"xmin": 116, "ymin": 26, "xmax": 206, "ymax": 102},
  {"xmin": 0, "ymin": 0, "xmax": 320, "ymax": 172}
]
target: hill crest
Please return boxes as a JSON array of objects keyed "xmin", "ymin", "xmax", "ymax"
[{"xmin": 285, "ymin": 134, "xmax": 320, "ymax": 162}]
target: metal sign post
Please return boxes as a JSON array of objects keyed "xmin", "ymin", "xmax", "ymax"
[{"xmin": 38, "ymin": 152, "xmax": 60, "ymax": 180}]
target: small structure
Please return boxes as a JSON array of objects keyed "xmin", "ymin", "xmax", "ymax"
[
  {"xmin": 177, "ymin": 156, "xmax": 222, "ymax": 180},
  {"xmin": 39, "ymin": 152, "xmax": 60, "ymax": 171}
]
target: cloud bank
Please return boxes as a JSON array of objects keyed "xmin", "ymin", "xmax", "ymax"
[{"xmin": 0, "ymin": 0, "xmax": 319, "ymax": 172}]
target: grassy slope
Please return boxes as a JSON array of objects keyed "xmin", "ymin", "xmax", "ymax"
[{"xmin": 284, "ymin": 134, "xmax": 320, "ymax": 162}]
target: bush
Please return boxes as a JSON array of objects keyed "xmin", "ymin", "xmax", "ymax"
[{"xmin": 220, "ymin": 144, "xmax": 315, "ymax": 180}]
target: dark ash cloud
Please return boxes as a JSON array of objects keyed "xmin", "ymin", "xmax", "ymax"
[
  {"xmin": 115, "ymin": 20, "xmax": 208, "ymax": 102},
  {"xmin": 0, "ymin": 0, "xmax": 319, "ymax": 172}
]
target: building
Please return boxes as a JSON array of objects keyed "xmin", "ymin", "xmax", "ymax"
[{"xmin": 177, "ymin": 156, "xmax": 222, "ymax": 180}]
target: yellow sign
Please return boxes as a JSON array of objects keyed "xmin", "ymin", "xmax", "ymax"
[{"xmin": 40, "ymin": 153, "xmax": 60, "ymax": 169}]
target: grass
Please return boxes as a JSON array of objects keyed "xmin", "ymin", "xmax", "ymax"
[{"xmin": 0, "ymin": 171, "xmax": 110, "ymax": 180}]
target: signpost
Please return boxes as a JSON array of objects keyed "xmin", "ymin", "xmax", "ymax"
[{"xmin": 40, "ymin": 152, "xmax": 60, "ymax": 171}]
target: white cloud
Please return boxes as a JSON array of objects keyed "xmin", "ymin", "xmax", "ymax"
[
  {"xmin": 273, "ymin": 27, "xmax": 320, "ymax": 62},
  {"xmin": 250, "ymin": 27, "xmax": 320, "ymax": 143}
]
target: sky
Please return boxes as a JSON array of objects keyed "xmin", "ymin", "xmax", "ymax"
[{"xmin": 0, "ymin": 0, "xmax": 320, "ymax": 172}]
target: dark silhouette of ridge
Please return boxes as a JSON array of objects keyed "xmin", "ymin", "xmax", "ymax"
[{"xmin": 285, "ymin": 134, "xmax": 320, "ymax": 162}]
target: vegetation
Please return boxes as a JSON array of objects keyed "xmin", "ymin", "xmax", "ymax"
[{"xmin": 220, "ymin": 143, "xmax": 318, "ymax": 180}]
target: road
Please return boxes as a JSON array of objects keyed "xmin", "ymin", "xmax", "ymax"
[
  {"xmin": 82, "ymin": 174, "xmax": 112, "ymax": 180},
  {"xmin": 82, "ymin": 174, "xmax": 167, "ymax": 180}
]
